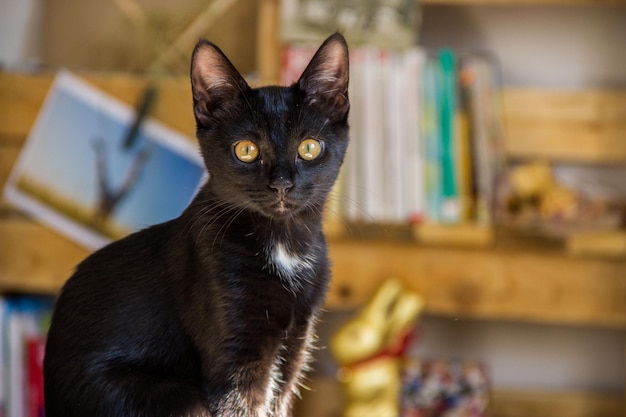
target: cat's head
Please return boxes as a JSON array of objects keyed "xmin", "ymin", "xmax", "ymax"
[{"xmin": 190, "ymin": 33, "xmax": 349, "ymax": 221}]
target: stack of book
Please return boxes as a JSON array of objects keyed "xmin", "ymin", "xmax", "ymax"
[
  {"xmin": 0, "ymin": 296, "xmax": 53, "ymax": 417},
  {"xmin": 282, "ymin": 45, "xmax": 506, "ymax": 228}
]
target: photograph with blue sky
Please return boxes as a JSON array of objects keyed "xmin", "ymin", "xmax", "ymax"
[{"xmin": 5, "ymin": 72, "xmax": 206, "ymax": 248}]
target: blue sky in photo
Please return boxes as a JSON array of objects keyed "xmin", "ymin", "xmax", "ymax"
[{"xmin": 19, "ymin": 85, "xmax": 205, "ymax": 231}]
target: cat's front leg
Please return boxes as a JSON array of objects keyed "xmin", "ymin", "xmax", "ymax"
[
  {"xmin": 208, "ymin": 360, "xmax": 280, "ymax": 417},
  {"xmin": 213, "ymin": 387, "xmax": 262, "ymax": 417},
  {"xmin": 213, "ymin": 386, "xmax": 280, "ymax": 417},
  {"xmin": 273, "ymin": 319, "xmax": 318, "ymax": 417}
]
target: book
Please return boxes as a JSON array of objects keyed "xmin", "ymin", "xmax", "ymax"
[
  {"xmin": 383, "ymin": 49, "xmax": 427, "ymax": 224},
  {"xmin": 437, "ymin": 49, "xmax": 461, "ymax": 224},
  {"xmin": 360, "ymin": 47, "xmax": 386, "ymax": 222},
  {"xmin": 280, "ymin": 44, "xmax": 316, "ymax": 86},
  {"xmin": 25, "ymin": 337, "xmax": 45, "ymax": 417},
  {"xmin": 280, "ymin": 43, "xmax": 505, "ymax": 228},
  {"xmin": 382, "ymin": 49, "xmax": 402, "ymax": 222},
  {"xmin": 422, "ymin": 56, "xmax": 442, "ymax": 224},
  {"xmin": 0, "ymin": 296, "xmax": 53, "ymax": 417},
  {"xmin": 460, "ymin": 52, "xmax": 506, "ymax": 226},
  {"xmin": 404, "ymin": 48, "xmax": 426, "ymax": 224},
  {"xmin": 344, "ymin": 48, "xmax": 366, "ymax": 222},
  {"xmin": 456, "ymin": 73, "xmax": 473, "ymax": 223}
]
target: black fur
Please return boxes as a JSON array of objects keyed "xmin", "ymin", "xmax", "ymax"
[{"xmin": 44, "ymin": 33, "xmax": 349, "ymax": 417}]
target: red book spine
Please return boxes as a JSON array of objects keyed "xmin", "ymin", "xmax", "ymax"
[{"xmin": 26, "ymin": 337, "xmax": 45, "ymax": 417}]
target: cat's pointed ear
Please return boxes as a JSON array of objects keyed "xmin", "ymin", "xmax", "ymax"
[
  {"xmin": 298, "ymin": 33, "xmax": 349, "ymax": 120},
  {"xmin": 190, "ymin": 39, "xmax": 250, "ymax": 127}
]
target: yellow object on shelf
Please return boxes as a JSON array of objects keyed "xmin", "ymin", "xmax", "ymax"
[{"xmin": 331, "ymin": 279, "xmax": 424, "ymax": 417}]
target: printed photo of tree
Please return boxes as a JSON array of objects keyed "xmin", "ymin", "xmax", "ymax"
[{"xmin": 4, "ymin": 72, "xmax": 206, "ymax": 250}]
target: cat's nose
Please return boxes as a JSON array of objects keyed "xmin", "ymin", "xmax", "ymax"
[{"xmin": 269, "ymin": 177, "xmax": 293, "ymax": 195}]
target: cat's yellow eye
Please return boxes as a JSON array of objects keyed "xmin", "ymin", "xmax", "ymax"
[
  {"xmin": 298, "ymin": 138, "xmax": 323, "ymax": 161},
  {"xmin": 233, "ymin": 140, "xmax": 259, "ymax": 163}
]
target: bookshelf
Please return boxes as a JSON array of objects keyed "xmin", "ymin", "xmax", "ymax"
[
  {"xmin": 2, "ymin": 69, "xmax": 624, "ymax": 324},
  {"xmin": 0, "ymin": 0, "xmax": 625, "ymax": 415},
  {"xmin": 421, "ymin": 0, "xmax": 626, "ymax": 4},
  {"xmin": 295, "ymin": 378, "xmax": 626, "ymax": 417},
  {"xmin": 504, "ymin": 88, "xmax": 626, "ymax": 163},
  {"xmin": 1, "ymin": 72, "xmax": 625, "ymax": 416}
]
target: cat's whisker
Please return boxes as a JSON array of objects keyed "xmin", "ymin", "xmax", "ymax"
[
  {"xmin": 203, "ymin": 203, "xmax": 240, "ymax": 237},
  {"xmin": 314, "ymin": 118, "xmax": 329, "ymax": 138},
  {"xmin": 212, "ymin": 206, "xmax": 246, "ymax": 253},
  {"xmin": 233, "ymin": 77, "xmax": 259, "ymax": 131},
  {"xmin": 325, "ymin": 189, "xmax": 375, "ymax": 221},
  {"xmin": 322, "ymin": 189, "xmax": 382, "ymax": 239},
  {"xmin": 191, "ymin": 198, "xmax": 241, "ymax": 251}
]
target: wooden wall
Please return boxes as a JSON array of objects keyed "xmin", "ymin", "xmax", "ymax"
[{"xmin": 41, "ymin": 0, "xmax": 259, "ymax": 75}]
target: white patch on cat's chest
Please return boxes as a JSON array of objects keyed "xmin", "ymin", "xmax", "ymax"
[
  {"xmin": 269, "ymin": 242, "xmax": 315, "ymax": 283},
  {"xmin": 273, "ymin": 243, "xmax": 303, "ymax": 274}
]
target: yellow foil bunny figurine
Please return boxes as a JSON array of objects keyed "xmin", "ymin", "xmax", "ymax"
[{"xmin": 331, "ymin": 279, "xmax": 425, "ymax": 417}]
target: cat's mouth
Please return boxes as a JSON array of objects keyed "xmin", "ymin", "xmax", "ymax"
[
  {"xmin": 269, "ymin": 195, "xmax": 299, "ymax": 217},
  {"xmin": 276, "ymin": 200, "xmax": 288, "ymax": 214}
]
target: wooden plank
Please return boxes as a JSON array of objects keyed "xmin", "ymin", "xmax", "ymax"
[
  {"xmin": 0, "ymin": 219, "xmax": 90, "ymax": 294},
  {"xmin": 0, "ymin": 73, "xmax": 54, "ymax": 139},
  {"xmin": 295, "ymin": 377, "xmax": 625, "ymax": 417},
  {"xmin": 423, "ymin": 0, "xmax": 626, "ymax": 4},
  {"xmin": 492, "ymin": 389, "xmax": 625, "ymax": 417},
  {"xmin": 3, "ymin": 74, "xmax": 626, "ymax": 163},
  {"xmin": 0, "ymin": 72, "xmax": 197, "ymax": 141},
  {"xmin": 413, "ymin": 222, "xmax": 494, "ymax": 247},
  {"xmin": 327, "ymin": 239, "xmax": 626, "ymax": 328},
  {"xmin": 503, "ymin": 88, "xmax": 626, "ymax": 163},
  {"xmin": 256, "ymin": 0, "xmax": 281, "ymax": 85},
  {"xmin": 567, "ymin": 230, "xmax": 626, "ymax": 258},
  {"xmin": 2, "ymin": 214, "xmax": 624, "ymax": 327},
  {"xmin": 148, "ymin": 0, "xmax": 240, "ymax": 73}
]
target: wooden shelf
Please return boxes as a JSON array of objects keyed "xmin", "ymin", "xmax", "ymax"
[
  {"xmin": 504, "ymin": 88, "xmax": 626, "ymax": 163},
  {"xmin": 0, "ymin": 72, "xmax": 196, "ymax": 141},
  {"xmin": 490, "ymin": 389, "xmax": 625, "ymax": 417},
  {"xmin": 1, "ymin": 217, "xmax": 624, "ymax": 329},
  {"xmin": 3, "ymin": 73, "xmax": 625, "ymax": 164},
  {"xmin": 422, "ymin": 0, "xmax": 626, "ymax": 5},
  {"xmin": 1, "ymin": 72, "xmax": 625, "ymax": 328},
  {"xmin": 0, "ymin": 219, "xmax": 89, "ymax": 294},
  {"xmin": 327, "ymin": 239, "xmax": 626, "ymax": 328},
  {"xmin": 295, "ymin": 377, "xmax": 626, "ymax": 417}
]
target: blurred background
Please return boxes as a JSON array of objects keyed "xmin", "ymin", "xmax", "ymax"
[
  {"xmin": 0, "ymin": 1, "xmax": 625, "ymax": 416},
  {"xmin": 2, "ymin": 0, "xmax": 625, "ymax": 84}
]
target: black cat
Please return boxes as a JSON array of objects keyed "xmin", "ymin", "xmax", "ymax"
[{"xmin": 43, "ymin": 33, "xmax": 349, "ymax": 417}]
